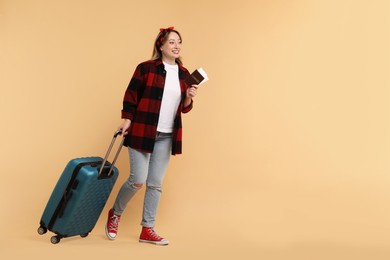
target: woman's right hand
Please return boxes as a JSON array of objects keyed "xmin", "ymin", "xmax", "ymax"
[{"xmin": 118, "ymin": 119, "xmax": 131, "ymax": 136}]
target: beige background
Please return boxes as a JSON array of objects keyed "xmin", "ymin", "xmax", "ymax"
[{"xmin": 1, "ymin": 0, "xmax": 389, "ymax": 259}]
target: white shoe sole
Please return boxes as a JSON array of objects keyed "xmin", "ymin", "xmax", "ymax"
[
  {"xmin": 105, "ymin": 225, "xmax": 117, "ymax": 241},
  {"xmin": 139, "ymin": 239, "xmax": 169, "ymax": 246}
]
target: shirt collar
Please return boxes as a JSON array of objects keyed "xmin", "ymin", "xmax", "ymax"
[
  {"xmin": 154, "ymin": 58, "xmax": 187, "ymax": 72},
  {"xmin": 155, "ymin": 58, "xmax": 163, "ymax": 66}
]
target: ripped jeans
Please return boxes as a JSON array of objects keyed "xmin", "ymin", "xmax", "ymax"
[{"xmin": 112, "ymin": 132, "xmax": 172, "ymax": 228}]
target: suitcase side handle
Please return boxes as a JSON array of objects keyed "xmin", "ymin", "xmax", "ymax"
[{"xmin": 99, "ymin": 130, "xmax": 125, "ymax": 177}]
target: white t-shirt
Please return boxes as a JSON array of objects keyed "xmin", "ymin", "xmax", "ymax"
[{"xmin": 157, "ymin": 62, "xmax": 182, "ymax": 133}]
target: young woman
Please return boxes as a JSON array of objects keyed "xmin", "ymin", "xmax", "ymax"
[{"xmin": 105, "ymin": 27, "xmax": 198, "ymax": 246}]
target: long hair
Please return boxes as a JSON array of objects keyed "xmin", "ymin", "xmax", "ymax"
[{"xmin": 152, "ymin": 28, "xmax": 183, "ymax": 65}]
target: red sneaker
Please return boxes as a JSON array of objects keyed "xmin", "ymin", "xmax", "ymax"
[
  {"xmin": 105, "ymin": 209, "xmax": 121, "ymax": 240},
  {"xmin": 139, "ymin": 227, "xmax": 169, "ymax": 245}
]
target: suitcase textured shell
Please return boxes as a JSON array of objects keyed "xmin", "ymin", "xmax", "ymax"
[{"xmin": 40, "ymin": 157, "xmax": 119, "ymax": 238}]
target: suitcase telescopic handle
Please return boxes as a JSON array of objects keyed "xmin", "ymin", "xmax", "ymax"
[{"xmin": 99, "ymin": 130, "xmax": 125, "ymax": 177}]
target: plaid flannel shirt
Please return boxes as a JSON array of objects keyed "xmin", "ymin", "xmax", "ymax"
[{"xmin": 121, "ymin": 59, "xmax": 193, "ymax": 155}]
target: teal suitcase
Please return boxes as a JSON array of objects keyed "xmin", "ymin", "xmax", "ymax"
[{"xmin": 37, "ymin": 131, "xmax": 124, "ymax": 244}]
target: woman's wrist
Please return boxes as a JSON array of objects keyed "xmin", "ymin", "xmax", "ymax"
[{"xmin": 183, "ymin": 97, "xmax": 192, "ymax": 108}]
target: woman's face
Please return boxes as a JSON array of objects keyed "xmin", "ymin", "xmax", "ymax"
[{"xmin": 160, "ymin": 32, "xmax": 182, "ymax": 62}]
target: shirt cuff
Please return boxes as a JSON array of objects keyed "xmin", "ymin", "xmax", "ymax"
[
  {"xmin": 121, "ymin": 110, "xmax": 134, "ymax": 120},
  {"xmin": 182, "ymin": 99, "xmax": 193, "ymax": 113}
]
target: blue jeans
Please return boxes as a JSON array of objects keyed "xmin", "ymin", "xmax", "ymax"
[{"xmin": 113, "ymin": 132, "xmax": 172, "ymax": 228}]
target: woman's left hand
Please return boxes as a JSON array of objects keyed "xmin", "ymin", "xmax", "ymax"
[{"xmin": 186, "ymin": 85, "xmax": 198, "ymax": 98}]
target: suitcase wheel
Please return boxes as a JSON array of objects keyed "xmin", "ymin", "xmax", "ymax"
[
  {"xmin": 80, "ymin": 233, "xmax": 89, "ymax": 238},
  {"xmin": 50, "ymin": 235, "xmax": 61, "ymax": 244},
  {"xmin": 37, "ymin": 226, "xmax": 47, "ymax": 235}
]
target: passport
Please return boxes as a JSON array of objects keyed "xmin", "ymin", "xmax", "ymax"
[{"xmin": 185, "ymin": 68, "xmax": 209, "ymax": 87}]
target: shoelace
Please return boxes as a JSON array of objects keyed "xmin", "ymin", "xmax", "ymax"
[
  {"xmin": 108, "ymin": 215, "xmax": 120, "ymax": 231},
  {"xmin": 147, "ymin": 228, "xmax": 162, "ymax": 240}
]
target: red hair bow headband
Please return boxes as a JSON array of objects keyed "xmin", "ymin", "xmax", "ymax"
[
  {"xmin": 160, "ymin": 26, "xmax": 174, "ymax": 33},
  {"xmin": 156, "ymin": 26, "xmax": 174, "ymax": 48}
]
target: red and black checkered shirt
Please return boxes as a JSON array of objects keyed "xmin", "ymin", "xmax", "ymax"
[{"xmin": 121, "ymin": 58, "xmax": 193, "ymax": 155}]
